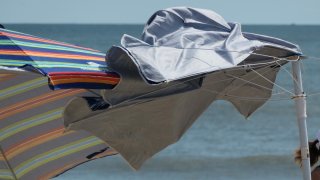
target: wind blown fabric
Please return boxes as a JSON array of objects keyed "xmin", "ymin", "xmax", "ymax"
[
  {"xmin": 0, "ymin": 70, "xmax": 117, "ymax": 180},
  {"xmin": 0, "ymin": 28, "xmax": 119, "ymax": 90},
  {"xmin": 122, "ymin": 7, "xmax": 301, "ymax": 83},
  {"xmin": 63, "ymin": 7, "xmax": 302, "ymax": 170}
]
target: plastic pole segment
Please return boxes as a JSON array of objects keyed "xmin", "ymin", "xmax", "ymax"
[{"xmin": 292, "ymin": 60, "xmax": 311, "ymax": 180}]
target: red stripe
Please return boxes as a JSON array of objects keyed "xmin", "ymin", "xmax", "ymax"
[
  {"xmin": 0, "ymin": 74, "xmax": 16, "ymax": 82},
  {"xmin": 0, "ymin": 89, "xmax": 84, "ymax": 120},
  {"xmin": 4, "ymin": 127, "xmax": 67, "ymax": 159},
  {"xmin": 50, "ymin": 75, "xmax": 119, "ymax": 81},
  {"xmin": 0, "ymin": 50, "xmax": 104, "ymax": 61},
  {"xmin": 0, "ymin": 90, "xmax": 72, "ymax": 116},
  {"xmin": 0, "ymin": 31, "xmax": 100, "ymax": 52},
  {"xmin": 48, "ymin": 72, "xmax": 120, "ymax": 78}
]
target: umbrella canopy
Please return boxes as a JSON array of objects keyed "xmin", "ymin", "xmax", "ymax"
[
  {"xmin": 0, "ymin": 27, "xmax": 119, "ymax": 89},
  {"xmin": 0, "ymin": 26, "xmax": 118, "ymax": 179},
  {"xmin": 63, "ymin": 7, "xmax": 303, "ymax": 169},
  {"xmin": 0, "ymin": 7, "xmax": 305, "ymax": 176}
]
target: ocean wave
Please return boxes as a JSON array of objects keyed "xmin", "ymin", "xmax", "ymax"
[{"xmin": 57, "ymin": 155, "xmax": 302, "ymax": 180}]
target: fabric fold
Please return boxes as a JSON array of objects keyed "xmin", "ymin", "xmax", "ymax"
[{"xmin": 121, "ymin": 7, "xmax": 301, "ymax": 83}]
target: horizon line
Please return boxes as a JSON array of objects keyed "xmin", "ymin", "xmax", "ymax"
[{"xmin": 2, "ymin": 23, "xmax": 320, "ymax": 26}]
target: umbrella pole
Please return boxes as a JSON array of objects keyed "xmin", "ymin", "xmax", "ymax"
[
  {"xmin": 0, "ymin": 147, "xmax": 17, "ymax": 180},
  {"xmin": 292, "ymin": 60, "xmax": 311, "ymax": 180}
]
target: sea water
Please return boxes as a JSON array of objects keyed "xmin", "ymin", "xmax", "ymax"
[{"xmin": 4, "ymin": 24, "xmax": 320, "ymax": 180}]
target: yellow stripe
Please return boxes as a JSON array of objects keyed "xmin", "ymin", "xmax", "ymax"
[
  {"xmin": 0, "ymin": 50, "xmax": 104, "ymax": 61},
  {"xmin": 15, "ymin": 136, "xmax": 104, "ymax": 178},
  {"xmin": 0, "ymin": 89, "xmax": 84, "ymax": 120},
  {"xmin": 5, "ymin": 128, "xmax": 73, "ymax": 159},
  {"xmin": 0, "ymin": 108, "xmax": 63, "ymax": 141},
  {"xmin": 0, "ymin": 77, "xmax": 46, "ymax": 101}
]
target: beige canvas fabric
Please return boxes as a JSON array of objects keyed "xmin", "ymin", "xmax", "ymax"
[{"xmin": 63, "ymin": 46, "xmax": 297, "ymax": 169}]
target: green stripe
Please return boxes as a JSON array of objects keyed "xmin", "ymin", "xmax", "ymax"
[
  {"xmin": 0, "ymin": 59, "xmax": 108, "ymax": 71},
  {"xmin": 0, "ymin": 169, "xmax": 14, "ymax": 180},
  {"xmin": 15, "ymin": 136, "xmax": 104, "ymax": 178},
  {"xmin": 0, "ymin": 77, "xmax": 47, "ymax": 101},
  {"xmin": 0, "ymin": 28, "xmax": 34, "ymax": 37},
  {"xmin": 0, "ymin": 40, "xmax": 104, "ymax": 56},
  {"xmin": 0, "ymin": 175, "xmax": 14, "ymax": 180},
  {"xmin": 0, "ymin": 108, "xmax": 63, "ymax": 141}
]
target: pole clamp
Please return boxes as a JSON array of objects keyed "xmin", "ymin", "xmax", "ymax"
[
  {"xmin": 291, "ymin": 93, "xmax": 307, "ymax": 99},
  {"xmin": 301, "ymin": 146, "xmax": 310, "ymax": 160}
]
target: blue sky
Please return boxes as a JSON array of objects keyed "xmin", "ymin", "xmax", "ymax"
[{"xmin": 1, "ymin": 0, "xmax": 319, "ymax": 24}]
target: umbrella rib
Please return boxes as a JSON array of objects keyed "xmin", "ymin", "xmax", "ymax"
[
  {"xmin": 275, "ymin": 60, "xmax": 301, "ymax": 88},
  {"xmin": 0, "ymin": 146, "xmax": 18, "ymax": 180},
  {"xmin": 223, "ymin": 64, "xmax": 280, "ymax": 93},
  {"xmin": 250, "ymin": 68, "xmax": 295, "ymax": 96},
  {"xmin": 201, "ymin": 87, "xmax": 291, "ymax": 101},
  {"xmin": 225, "ymin": 73, "xmax": 274, "ymax": 91},
  {"xmin": 202, "ymin": 63, "xmax": 294, "ymax": 100},
  {"xmin": 308, "ymin": 91, "xmax": 320, "ymax": 97},
  {"xmin": 226, "ymin": 62, "xmax": 293, "ymax": 95},
  {"xmin": 109, "ymin": 61, "xmax": 290, "ymax": 108}
]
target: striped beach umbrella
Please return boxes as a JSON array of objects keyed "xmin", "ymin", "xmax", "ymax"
[
  {"xmin": 0, "ymin": 5, "xmax": 308, "ymax": 178},
  {"xmin": 0, "ymin": 27, "xmax": 119, "ymax": 179},
  {"xmin": 0, "ymin": 27, "xmax": 120, "ymax": 89}
]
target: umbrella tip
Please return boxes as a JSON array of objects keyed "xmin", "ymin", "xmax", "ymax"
[
  {"xmin": 0, "ymin": 24, "xmax": 5, "ymax": 29},
  {"xmin": 63, "ymin": 126, "xmax": 70, "ymax": 133}
]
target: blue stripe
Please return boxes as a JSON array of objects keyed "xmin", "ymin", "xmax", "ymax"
[
  {"xmin": 15, "ymin": 137, "xmax": 99, "ymax": 175},
  {"xmin": 0, "ymin": 110, "xmax": 62, "ymax": 141},
  {"xmin": 0, "ymin": 54, "xmax": 106, "ymax": 64},
  {"xmin": 0, "ymin": 35, "xmax": 67, "ymax": 48},
  {"xmin": 2, "ymin": 65, "xmax": 108, "ymax": 74},
  {"xmin": 0, "ymin": 28, "xmax": 36, "ymax": 37},
  {"xmin": 0, "ymin": 45, "xmax": 105, "ymax": 57},
  {"xmin": 0, "ymin": 36, "xmax": 13, "ymax": 41},
  {"xmin": 0, "ymin": 59, "xmax": 107, "ymax": 68},
  {"xmin": 0, "ymin": 29, "xmax": 73, "ymax": 47},
  {"xmin": 0, "ymin": 29, "xmax": 101, "ymax": 54},
  {"xmin": 50, "ymin": 82, "xmax": 116, "ymax": 90},
  {"xmin": 0, "ymin": 55, "xmax": 33, "ymax": 61},
  {"xmin": 0, "ymin": 78, "xmax": 47, "ymax": 97}
]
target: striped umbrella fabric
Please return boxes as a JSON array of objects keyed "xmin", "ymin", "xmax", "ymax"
[
  {"xmin": 0, "ymin": 27, "xmax": 119, "ymax": 179},
  {"xmin": 0, "ymin": 70, "xmax": 117, "ymax": 179},
  {"xmin": 0, "ymin": 28, "xmax": 120, "ymax": 90}
]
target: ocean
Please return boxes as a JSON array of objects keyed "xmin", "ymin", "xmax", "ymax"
[{"xmin": 4, "ymin": 24, "xmax": 320, "ymax": 180}]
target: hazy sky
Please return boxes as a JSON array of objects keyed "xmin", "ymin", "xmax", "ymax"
[{"xmin": 1, "ymin": 0, "xmax": 319, "ymax": 24}]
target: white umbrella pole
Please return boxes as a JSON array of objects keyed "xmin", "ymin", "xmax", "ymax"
[{"xmin": 292, "ymin": 60, "xmax": 311, "ymax": 180}]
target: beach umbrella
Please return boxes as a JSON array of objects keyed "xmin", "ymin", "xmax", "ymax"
[
  {"xmin": 0, "ymin": 26, "xmax": 119, "ymax": 179},
  {"xmin": 0, "ymin": 7, "xmax": 310, "ymax": 180},
  {"xmin": 0, "ymin": 27, "xmax": 119, "ymax": 90},
  {"xmin": 61, "ymin": 7, "xmax": 308, "ymax": 175}
]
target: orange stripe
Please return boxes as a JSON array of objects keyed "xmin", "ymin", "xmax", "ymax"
[
  {"xmin": 50, "ymin": 74, "xmax": 120, "ymax": 81},
  {"xmin": 51, "ymin": 79, "xmax": 118, "ymax": 85},
  {"xmin": 0, "ymin": 31, "xmax": 99, "ymax": 52},
  {"xmin": 38, "ymin": 149, "xmax": 117, "ymax": 180},
  {"xmin": 0, "ymin": 89, "xmax": 85, "ymax": 120},
  {"xmin": 39, "ymin": 161, "xmax": 82, "ymax": 180},
  {"xmin": 49, "ymin": 74, "xmax": 120, "ymax": 79},
  {"xmin": 49, "ymin": 72, "xmax": 119, "ymax": 78},
  {"xmin": 0, "ymin": 50, "xmax": 104, "ymax": 61},
  {"xmin": 5, "ymin": 128, "xmax": 74, "ymax": 159},
  {"xmin": 0, "ymin": 74, "xmax": 16, "ymax": 82},
  {"xmin": 50, "ymin": 78, "xmax": 119, "ymax": 85}
]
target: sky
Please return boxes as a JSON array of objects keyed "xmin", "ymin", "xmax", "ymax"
[{"xmin": 0, "ymin": 0, "xmax": 319, "ymax": 24}]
